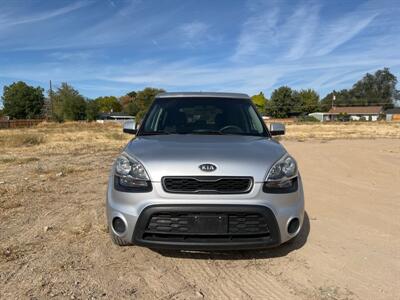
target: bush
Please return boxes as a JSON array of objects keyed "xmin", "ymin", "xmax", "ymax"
[{"xmin": 298, "ymin": 115, "xmax": 319, "ymax": 122}]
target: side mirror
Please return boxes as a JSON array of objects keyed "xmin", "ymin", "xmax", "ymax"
[
  {"xmin": 270, "ymin": 123, "xmax": 285, "ymax": 136},
  {"xmin": 123, "ymin": 120, "xmax": 137, "ymax": 134}
]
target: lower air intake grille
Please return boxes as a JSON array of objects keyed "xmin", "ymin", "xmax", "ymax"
[{"xmin": 146, "ymin": 213, "xmax": 270, "ymax": 235}]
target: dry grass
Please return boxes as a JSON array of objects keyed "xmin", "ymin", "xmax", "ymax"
[
  {"xmin": 0, "ymin": 122, "xmax": 398, "ymax": 164},
  {"xmin": 0, "ymin": 133, "xmax": 46, "ymax": 147},
  {"xmin": 0, "ymin": 121, "xmax": 398, "ymax": 150},
  {"xmin": 0, "ymin": 122, "xmax": 131, "ymax": 153},
  {"xmin": 0, "ymin": 122, "xmax": 131, "ymax": 198},
  {"xmin": 281, "ymin": 122, "xmax": 400, "ymax": 140}
]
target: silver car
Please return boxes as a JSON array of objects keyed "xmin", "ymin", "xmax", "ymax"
[{"xmin": 106, "ymin": 92, "xmax": 304, "ymax": 250}]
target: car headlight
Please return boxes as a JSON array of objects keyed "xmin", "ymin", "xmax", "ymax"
[
  {"xmin": 114, "ymin": 154, "xmax": 152, "ymax": 192},
  {"xmin": 264, "ymin": 154, "xmax": 298, "ymax": 193}
]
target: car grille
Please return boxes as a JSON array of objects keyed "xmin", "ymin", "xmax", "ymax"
[
  {"xmin": 133, "ymin": 205, "xmax": 281, "ymax": 249},
  {"xmin": 162, "ymin": 176, "xmax": 253, "ymax": 194},
  {"xmin": 146, "ymin": 213, "xmax": 270, "ymax": 235}
]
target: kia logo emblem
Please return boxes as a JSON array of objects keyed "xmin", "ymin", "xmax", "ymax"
[{"xmin": 199, "ymin": 163, "xmax": 217, "ymax": 172}]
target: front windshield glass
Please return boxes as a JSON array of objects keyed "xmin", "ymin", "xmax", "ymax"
[{"xmin": 140, "ymin": 97, "xmax": 267, "ymax": 136}]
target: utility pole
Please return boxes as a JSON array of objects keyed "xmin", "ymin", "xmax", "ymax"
[
  {"xmin": 48, "ymin": 80, "xmax": 53, "ymax": 120},
  {"xmin": 332, "ymin": 94, "xmax": 336, "ymax": 110}
]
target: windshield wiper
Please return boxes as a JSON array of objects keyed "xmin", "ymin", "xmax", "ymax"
[
  {"xmin": 220, "ymin": 132, "xmax": 263, "ymax": 137},
  {"xmin": 190, "ymin": 130, "xmax": 222, "ymax": 135},
  {"xmin": 140, "ymin": 130, "xmax": 171, "ymax": 136}
]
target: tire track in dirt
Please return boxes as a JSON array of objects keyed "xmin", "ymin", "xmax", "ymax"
[{"xmin": 170, "ymin": 255, "xmax": 296, "ymax": 299}]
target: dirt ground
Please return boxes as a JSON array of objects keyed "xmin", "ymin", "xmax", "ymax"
[{"xmin": 0, "ymin": 123, "xmax": 399, "ymax": 299}]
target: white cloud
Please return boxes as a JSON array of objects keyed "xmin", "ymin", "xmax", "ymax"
[
  {"xmin": 0, "ymin": 1, "xmax": 91, "ymax": 28},
  {"xmin": 233, "ymin": 0, "xmax": 382, "ymax": 62},
  {"xmin": 233, "ymin": 6, "xmax": 280, "ymax": 60},
  {"xmin": 180, "ymin": 21, "xmax": 209, "ymax": 40},
  {"xmin": 314, "ymin": 13, "xmax": 379, "ymax": 56},
  {"xmin": 285, "ymin": 4, "xmax": 320, "ymax": 60}
]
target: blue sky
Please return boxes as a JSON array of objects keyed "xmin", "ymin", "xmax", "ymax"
[{"xmin": 0, "ymin": 0, "xmax": 400, "ymax": 101}]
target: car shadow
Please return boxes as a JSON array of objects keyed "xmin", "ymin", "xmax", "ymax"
[{"xmin": 152, "ymin": 211, "xmax": 310, "ymax": 260}]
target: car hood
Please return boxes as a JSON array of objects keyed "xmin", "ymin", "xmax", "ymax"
[{"xmin": 125, "ymin": 135, "xmax": 286, "ymax": 182}]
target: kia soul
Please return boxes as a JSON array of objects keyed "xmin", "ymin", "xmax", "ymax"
[{"xmin": 106, "ymin": 92, "xmax": 304, "ymax": 250}]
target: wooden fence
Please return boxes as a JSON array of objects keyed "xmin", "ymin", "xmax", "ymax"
[{"xmin": 0, "ymin": 119, "xmax": 44, "ymax": 129}]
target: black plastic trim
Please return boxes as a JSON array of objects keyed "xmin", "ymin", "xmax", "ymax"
[
  {"xmin": 270, "ymin": 130, "xmax": 285, "ymax": 136},
  {"xmin": 263, "ymin": 177, "xmax": 298, "ymax": 194},
  {"xmin": 123, "ymin": 128, "xmax": 137, "ymax": 134},
  {"xmin": 113, "ymin": 176, "xmax": 153, "ymax": 193},
  {"xmin": 133, "ymin": 205, "xmax": 281, "ymax": 250},
  {"xmin": 161, "ymin": 176, "xmax": 253, "ymax": 194}
]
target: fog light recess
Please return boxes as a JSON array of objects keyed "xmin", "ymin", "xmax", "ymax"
[
  {"xmin": 288, "ymin": 218, "xmax": 300, "ymax": 234},
  {"xmin": 112, "ymin": 217, "xmax": 126, "ymax": 234}
]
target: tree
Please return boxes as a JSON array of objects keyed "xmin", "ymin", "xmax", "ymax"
[
  {"xmin": 94, "ymin": 96, "xmax": 122, "ymax": 113},
  {"xmin": 52, "ymin": 83, "xmax": 87, "ymax": 121},
  {"xmin": 296, "ymin": 89, "xmax": 320, "ymax": 114},
  {"xmin": 135, "ymin": 87, "xmax": 165, "ymax": 121},
  {"xmin": 251, "ymin": 92, "xmax": 267, "ymax": 114},
  {"xmin": 2, "ymin": 81, "xmax": 44, "ymax": 119},
  {"xmin": 321, "ymin": 68, "xmax": 399, "ymax": 110},
  {"xmin": 320, "ymin": 89, "xmax": 355, "ymax": 112},
  {"xmin": 86, "ymin": 100, "xmax": 100, "ymax": 121},
  {"xmin": 268, "ymin": 86, "xmax": 298, "ymax": 118},
  {"xmin": 127, "ymin": 91, "xmax": 137, "ymax": 98},
  {"xmin": 126, "ymin": 101, "xmax": 140, "ymax": 116},
  {"xmin": 119, "ymin": 93, "xmax": 137, "ymax": 115},
  {"xmin": 120, "ymin": 95, "xmax": 133, "ymax": 111},
  {"xmin": 351, "ymin": 68, "xmax": 398, "ymax": 107}
]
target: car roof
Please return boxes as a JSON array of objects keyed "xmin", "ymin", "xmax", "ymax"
[{"xmin": 156, "ymin": 92, "xmax": 250, "ymax": 99}]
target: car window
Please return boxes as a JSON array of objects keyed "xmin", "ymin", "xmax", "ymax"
[{"xmin": 141, "ymin": 97, "xmax": 267, "ymax": 136}]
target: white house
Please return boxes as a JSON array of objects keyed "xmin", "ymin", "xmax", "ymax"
[
  {"xmin": 96, "ymin": 112, "xmax": 135, "ymax": 125},
  {"xmin": 309, "ymin": 106, "xmax": 384, "ymax": 122}
]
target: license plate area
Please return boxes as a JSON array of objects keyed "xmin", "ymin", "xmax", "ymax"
[{"xmin": 190, "ymin": 215, "xmax": 228, "ymax": 234}]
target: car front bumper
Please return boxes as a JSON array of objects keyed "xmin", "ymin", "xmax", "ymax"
[{"xmin": 106, "ymin": 176, "xmax": 304, "ymax": 250}]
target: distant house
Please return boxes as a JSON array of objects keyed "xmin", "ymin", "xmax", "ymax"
[
  {"xmin": 0, "ymin": 116, "xmax": 10, "ymax": 121},
  {"xmin": 96, "ymin": 112, "xmax": 135, "ymax": 124},
  {"xmin": 308, "ymin": 112, "xmax": 328, "ymax": 122},
  {"xmin": 326, "ymin": 106, "xmax": 383, "ymax": 121},
  {"xmin": 308, "ymin": 106, "xmax": 384, "ymax": 122},
  {"xmin": 385, "ymin": 108, "xmax": 400, "ymax": 122}
]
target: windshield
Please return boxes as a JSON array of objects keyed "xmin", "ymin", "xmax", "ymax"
[{"xmin": 139, "ymin": 97, "xmax": 268, "ymax": 137}]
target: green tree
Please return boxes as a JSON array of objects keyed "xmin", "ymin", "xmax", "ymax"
[
  {"xmin": 94, "ymin": 96, "xmax": 122, "ymax": 113},
  {"xmin": 2, "ymin": 81, "xmax": 45, "ymax": 119},
  {"xmin": 351, "ymin": 68, "xmax": 398, "ymax": 107},
  {"xmin": 321, "ymin": 68, "xmax": 399, "ymax": 110},
  {"xmin": 126, "ymin": 101, "xmax": 140, "ymax": 116},
  {"xmin": 86, "ymin": 100, "xmax": 100, "ymax": 121},
  {"xmin": 127, "ymin": 91, "xmax": 137, "ymax": 98},
  {"xmin": 135, "ymin": 87, "xmax": 165, "ymax": 121},
  {"xmin": 296, "ymin": 89, "xmax": 320, "ymax": 114},
  {"xmin": 120, "ymin": 95, "xmax": 133, "ymax": 111},
  {"xmin": 251, "ymin": 92, "xmax": 267, "ymax": 114},
  {"xmin": 268, "ymin": 86, "xmax": 297, "ymax": 118},
  {"xmin": 119, "ymin": 93, "xmax": 138, "ymax": 116},
  {"xmin": 52, "ymin": 83, "xmax": 86, "ymax": 121}
]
